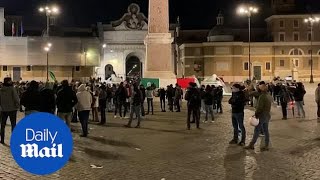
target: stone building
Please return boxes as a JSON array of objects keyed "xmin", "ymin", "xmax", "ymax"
[{"xmin": 179, "ymin": 0, "xmax": 320, "ymax": 82}]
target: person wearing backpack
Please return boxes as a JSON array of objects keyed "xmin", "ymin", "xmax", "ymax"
[{"xmin": 185, "ymin": 82, "xmax": 201, "ymax": 130}]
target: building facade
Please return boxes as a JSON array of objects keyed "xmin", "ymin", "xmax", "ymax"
[{"xmin": 179, "ymin": 1, "xmax": 320, "ymax": 83}]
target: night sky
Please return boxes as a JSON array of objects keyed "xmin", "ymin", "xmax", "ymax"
[{"xmin": 0, "ymin": 0, "xmax": 320, "ymax": 29}]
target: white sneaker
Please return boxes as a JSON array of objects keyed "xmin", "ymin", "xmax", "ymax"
[
  {"xmin": 211, "ymin": 120, "xmax": 215, "ymax": 123},
  {"xmin": 114, "ymin": 116, "xmax": 117, "ymax": 118}
]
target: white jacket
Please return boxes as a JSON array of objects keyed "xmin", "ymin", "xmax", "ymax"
[{"xmin": 76, "ymin": 84, "xmax": 92, "ymax": 111}]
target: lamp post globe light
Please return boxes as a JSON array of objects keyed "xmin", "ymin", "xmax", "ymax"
[
  {"xmin": 304, "ymin": 17, "xmax": 320, "ymax": 83},
  {"xmin": 44, "ymin": 43, "xmax": 52, "ymax": 82},
  {"xmin": 39, "ymin": 5, "xmax": 60, "ymax": 37},
  {"xmin": 237, "ymin": 5, "xmax": 258, "ymax": 82}
]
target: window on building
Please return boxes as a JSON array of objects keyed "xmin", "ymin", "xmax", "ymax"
[
  {"xmin": 295, "ymin": 59, "xmax": 299, "ymax": 67},
  {"xmin": 279, "ymin": 33, "xmax": 285, "ymax": 42},
  {"xmin": 280, "ymin": 60, "xmax": 285, "ymax": 67},
  {"xmin": 279, "ymin": 20, "xmax": 284, "ymax": 28},
  {"xmin": 289, "ymin": 48, "xmax": 303, "ymax": 55},
  {"xmin": 293, "ymin": 20, "xmax": 299, "ymax": 28},
  {"xmin": 3, "ymin": 66, "xmax": 7, "ymax": 71},
  {"xmin": 280, "ymin": 50, "xmax": 285, "ymax": 54},
  {"xmin": 26, "ymin": 66, "xmax": 31, "ymax": 71},
  {"xmin": 266, "ymin": 62, "xmax": 271, "ymax": 70},
  {"xmin": 308, "ymin": 32, "xmax": 312, "ymax": 41},
  {"xmin": 244, "ymin": 62, "xmax": 249, "ymax": 70},
  {"xmin": 293, "ymin": 32, "xmax": 299, "ymax": 41},
  {"xmin": 75, "ymin": 66, "xmax": 80, "ymax": 72}
]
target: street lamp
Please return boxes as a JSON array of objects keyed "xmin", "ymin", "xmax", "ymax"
[
  {"xmin": 238, "ymin": 5, "xmax": 258, "ymax": 81},
  {"xmin": 304, "ymin": 16, "xmax": 320, "ymax": 83},
  {"xmin": 39, "ymin": 5, "xmax": 59, "ymax": 37},
  {"xmin": 44, "ymin": 43, "xmax": 52, "ymax": 82}
]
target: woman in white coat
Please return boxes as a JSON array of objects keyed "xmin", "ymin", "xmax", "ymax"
[{"xmin": 76, "ymin": 84, "xmax": 92, "ymax": 137}]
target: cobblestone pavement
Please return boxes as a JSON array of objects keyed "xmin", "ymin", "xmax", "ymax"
[{"xmin": 1, "ymin": 86, "xmax": 320, "ymax": 180}]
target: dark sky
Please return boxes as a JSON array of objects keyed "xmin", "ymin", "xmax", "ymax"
[{"xmin": 0, "ymin": 0, "xmax": 320, "ymax": 29}]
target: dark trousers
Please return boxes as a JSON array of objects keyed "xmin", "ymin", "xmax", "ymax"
[
  {"xmin": 276, "ymin": 95, "xmax": 280, "ymax": 106},
  {"xmin": 168, "ymin": 98, "xmax": 174, "ymax": 111},
  {"xmin": 160, "ymin": 97, "xmax": 166, "ymax": 111},
  {"xmin": 72, "ymin": 109, "xmax": 78, "ymax": 122},
  {"xmin": 216, "ymin": 100, "xmax": 222, "ymax": 113},
  {"xmin": 187, "ymin": 107, "xmax": 200, "ymax": 129},
  {"xmin": 318, "ymin": 103, "xmax": 320, "ymax": 118},
  {"xmin": 115, "ymin": 101, "xmax": 127, "ymax": 117},
  {"xmin": 78, "ymin": 110, "xmax": 90, "ymax": 136},
  {"xmin": 128, "ymin": 105, "xmax": 141, "ymax": 127},
  {"xmin": 231, "ymin": 112, "xmax": 246, "ymax": 143},
  {"xmin": 281, "ymin": 102, "xmax": 287, "ymax": 118},
  {"xmin": 147, "ymin": 98, "xmax": 153, "ymax": 114},
  {"xmin": 141, "ymin": 100, "xmax": 145, "ymax": 116},
  {"xmin": 1, "ymin": 111, "xmax": 17, "ymax": 143},
  {"xmin": 100, "ymin": 108, "xmax": 106, "ymax": 124},
  {"xmin": 175, "ymin": 99, "xmax": 181, "ymax": 112}
]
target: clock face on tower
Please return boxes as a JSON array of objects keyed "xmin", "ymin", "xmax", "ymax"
[{"xmin": 148, "ymin": 0, "xmax": 169, "ymax": 33}]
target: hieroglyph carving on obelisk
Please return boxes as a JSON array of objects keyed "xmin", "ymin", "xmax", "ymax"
[{"xmin": 144, "ymin": 0, "xmax": 175, "ymax": 79}]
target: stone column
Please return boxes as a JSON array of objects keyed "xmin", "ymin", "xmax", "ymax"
[
  {"xmin": 0, "ymin": 8, "xmax": 5, "ymax": 37},
  {"xmin": 144, "ymin": 0, "xmax": 175, "ymax": 79}
]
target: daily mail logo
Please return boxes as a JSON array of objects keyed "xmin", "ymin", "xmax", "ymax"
[{"xmin": 10, "ymin": 113, "xmax": 73, "ymax": 175}]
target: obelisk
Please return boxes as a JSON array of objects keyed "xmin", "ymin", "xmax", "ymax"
[{"xmin": 144, "ymin": 0, "xmax": 175, "ymax": 80}]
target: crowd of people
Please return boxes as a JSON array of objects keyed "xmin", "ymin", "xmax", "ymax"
[{"xmin": 0, "ymin": 76, "xmax": 316, "ymax": 152}]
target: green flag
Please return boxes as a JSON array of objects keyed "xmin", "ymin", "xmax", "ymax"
[
  {"xmin": 140, "ymin": 78, "xmax": 160, "ymax": 88},
  {"xmin": 49, "ymin": 71, "xmax": 56, "ymax": 81}
]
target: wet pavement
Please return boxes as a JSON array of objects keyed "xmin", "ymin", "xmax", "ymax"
[{"xmin": 1, "ymin": 84, "xmax": 320, "ymax": 179}]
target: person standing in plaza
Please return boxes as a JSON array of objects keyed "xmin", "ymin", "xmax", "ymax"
[
  {"xmin": 245, "ymin": 81, "xmax": 272, "ymax": 151},
  {"xmin": 39, "ymin": 83, "xmax": 56, "ymax": 114},
  {"xmin": 167, "ymin": 85, "xmax": 174, "ymax": 112},
  {"xmin": 99, "ymin": 85, "xmax": 107, "ymax": 125},
  {"xmin": 0, "ymin": 77, "xmax": 20, "ymax": 144},
  {"xmin": 175, "ymin": 85, "xmax": 182, "ymax": 112},
  {"xmin": 76, "ymin": 84, "xmax": 92, "ymax": 137},
  {"xmin": 20, "ymin": 80, "xmax": 41, "ymax": 116},
  {"xmin": 125, "ymin": 83, "xmax": 142, "ymax": 128},
  {"xmin": 279, "ymin": 85, "xmax": 291, "ymax": 120},
  {"xmin": 315, "ymin": 83, "xmax": 320, "ymax": 121},
  {"xmin": 114, "ymin": 82, "xmax": 127, "ymax": 118},
  {"xmin": 92, "ymin": 89, "xmax": 99, "ymax": 122},
  {"xmin": 159, "ymin": 87, "xmax": 166, "ymax": 112},
  {"xmin": 293, "ymin": 82, "xmax": 306, "ymax": 118},
  {"xmin": 146, "ymin": 85, "xmax": 154, "ymax": 115},
  {"xmin": 139, "ymin": 84, "xmax": 146, "ymax": 117},
  {"xmin": 215, "ymin": 86, "xmax": 223, "ymax": 113},
  {"xmin": 185, "ymin": 82, "xmax": 201, "ymax": 130},
  {"xmin": 203, "ymin": 85, "xmax": 214, "ymax": 123},
  {"xmin": 57, "ymin": 80, "xmax": 78, "ymax": 128},
  {"xmin": 228, "ymin": 83, "xmax": 247, "ymax": 146}
]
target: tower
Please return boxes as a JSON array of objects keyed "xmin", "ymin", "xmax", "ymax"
[
  {"xmin": 144, "ymin": 0, "xmax": 175, "ymax": 80},
  {"xmin": 271, "ymin": 0, "xmax": 296, "ymax": 14}
]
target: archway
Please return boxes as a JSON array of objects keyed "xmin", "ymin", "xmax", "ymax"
[
  {"xmin": 126, "ymin": 56, "xmax": 142, "ymax": 80},
  {"xmin": 105, "ymin": 64, "xmax": 115, "ymax": 80}
]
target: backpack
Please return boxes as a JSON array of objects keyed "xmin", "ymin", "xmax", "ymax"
[{"xmin": 189, "ymin": 91, "xmax": 200, "ymax": 106}]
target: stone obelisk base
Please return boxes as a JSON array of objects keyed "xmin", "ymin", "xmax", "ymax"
[{"xmin": 144, "ymin": 33, "xmax": 176, "ymax": 83}]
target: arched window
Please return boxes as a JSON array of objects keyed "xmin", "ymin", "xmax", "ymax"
[{"xmin": 289, "ymin": 48, "xmax": 304, "ymax": 56}]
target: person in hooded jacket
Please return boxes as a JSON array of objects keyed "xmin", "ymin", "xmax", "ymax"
[
  {"xmin": 76, "ymin": 84, "xmax": 92, "ymax": 137},
  {"xmin": 125, "ymin": 83, "xmax": 142, "ymax": 128},
  {"xmin": 39, "ymin": 83, "xmax": 56, "ymax": 114},
  {"xmin": 203, "ymin": 85, "xmax": 214, "ymax": 123},
  {"xmin": 185, "ymin": 82, "xmax": 201, "ymax": 130},
  {"xmin": 228, "ymin": 83, "xmax": 247, "ymax": 146},
  {"xmin": 20, "ymin": 80, "xmax": 41, "ymax": 116},
  {"xmin": 293, "ymin": 82, "xmax": 306, "ymax": 118},
  {"xmin": 57, "ymin": 80, "xmax": 78, "ymax": 128},
  {"xmin": 0, "ymin": 77, "xmax": 20, "ymax": 144}
]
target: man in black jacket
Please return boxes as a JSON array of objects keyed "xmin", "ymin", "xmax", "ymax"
[
  {"xmin": 140, "ymin": 84, "xmax": 146, "ymax": 116},
  {"xmin": 39, "ymin": 83, "xmax": 56, "ymax": 114},
  {"xmin": 185, "ymin": 82, "xmax": 201, "ymax": 130},
  {"xmin": 57, "ymin": 80, "xmax": 78, "ymax": 128},
  {"xmin": 228, "ymin": 84, "xmax": 247, "ymax": 146}
]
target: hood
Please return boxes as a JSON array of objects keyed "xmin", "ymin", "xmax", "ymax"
[{"xmin": 78, "ymin": 84, "xmax": 86, "ymax": 92}]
